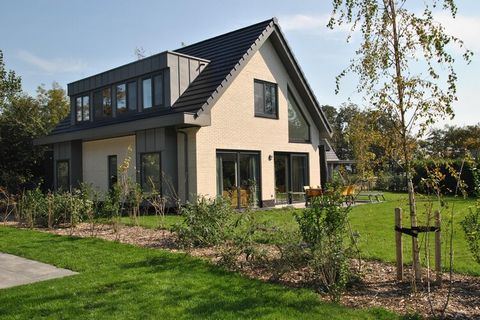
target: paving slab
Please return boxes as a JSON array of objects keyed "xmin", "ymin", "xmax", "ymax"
[{"xmin": 0, "ymin": 252, "xmax": 77, "ymax": 289}]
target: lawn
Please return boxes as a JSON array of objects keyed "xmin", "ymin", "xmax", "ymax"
[
  {"xmin": 122, "ymin": 192, "xmax": 480, "ymax": 275},
  {"xmin": 0, "ymin": 227, "xmax": 397, "ymax": 319}
]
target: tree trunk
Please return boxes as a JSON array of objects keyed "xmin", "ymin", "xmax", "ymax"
[{"xmin": 387, "ymin": 0, "xmax": 422, "ymax": 287}]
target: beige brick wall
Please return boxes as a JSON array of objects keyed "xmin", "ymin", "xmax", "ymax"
[
  {"xmin": 194, "ymin": 38, "xmax": 322, "ymax": 203},
  {"xmin": 82, "ymin": 135, "xmax": 136, "ymax": 193}
]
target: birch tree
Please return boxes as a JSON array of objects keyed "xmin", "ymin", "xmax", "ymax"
[{"xmin": 328, "ymin": 0, "xmax": 472, "ymax": 286}]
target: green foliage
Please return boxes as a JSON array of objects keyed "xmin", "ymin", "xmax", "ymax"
[
  {"xmin": 294, "ymin": 189, "xmax": 352, "ymax": 302},
  {"xmin": 174, "ymin": 196, "xmax": 234, "ymax": 248},
  {"xmin": 461, "ymin": 204, "xmax": 480, "ymax": 264},
  {"xmin": 17, "ymin": 187, "xmax": 91, "ymax": 228},
  {"xmin": 0, "ymin": 51, "xmax": 71, "ymax": 192}
]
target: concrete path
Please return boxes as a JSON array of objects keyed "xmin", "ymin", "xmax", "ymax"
[{"xmin": 0, "ymin": 253, "xmax": 77, "ymax": 289}]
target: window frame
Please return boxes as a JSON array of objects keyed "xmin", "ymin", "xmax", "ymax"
[
  {"xmin": 140, "ymin": 152, "xmax": 162, "ymax": 194},
  {"xmin": 107, "ymin": 155, "xmax": 118, "ymax": 190},
  {"xmin": 56, "ymin": 159, "xmax": 70, "ymax": 191},
  {"xmin": 287, "ymin": 89, "xmax": 311, "ymax": 143},
  {"xmin": 254, "ymin": 79, "xmax": 279, "ymax": 119},
  {"xmin": 93, "ymin": 87, "xmax": 113, "ymax": 120},
  {"xmin": 75, "ymin": 94, "xmax": 90, "ymax": 123},
  {"xmin": 141, "ymin": 71, "xmax": 165, "ymax": 111},
  {"xmin": 115, "ymin": 80, "xmax": 138, "ymax": 115}
]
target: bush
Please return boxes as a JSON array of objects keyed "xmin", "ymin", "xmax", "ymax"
[
  {"xmin": 18, "ymin": 187, "xmax": 91, "ymax": 228},
  {"xmin": 294, "ymin": 188, "xmax": 353, "ymax": 302},
  {"xmin": 461, "ymin": 203, "xmax": 480, "ymax": 265},
  {"xmin": 174, "ymin": 196, "xmax": 233, "ymax": 248}
]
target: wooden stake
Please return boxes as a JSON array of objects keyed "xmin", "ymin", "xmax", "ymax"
[
  {"xmin": 435, "ymin": 210, "xmax": 442, "ymax": 285},
  {"xmin": 395, "ymin": 207, "xmax": 403, "ymax": 281}
]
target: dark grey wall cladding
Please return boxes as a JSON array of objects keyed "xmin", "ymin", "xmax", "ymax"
[
  {"xmin": 53, "ymin": 141, "xmax": 82, "ymax": 189},
  {"xmin": 135, "ymin": 127, "xmax": 178, "ymax": 198},
  {"xmin": 68, "ymin": 53, "xmax": 169, "ymax": 96}
]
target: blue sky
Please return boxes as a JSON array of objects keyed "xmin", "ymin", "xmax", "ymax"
[{"xmin": 1, "ymin": 0, "xmax": 479, "ymax": 127}]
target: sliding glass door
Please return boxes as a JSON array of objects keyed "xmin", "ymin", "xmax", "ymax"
[
  {"xmin": 274, "ymin": 153, "xmax": 309, "ymax": 204},
  {"xmin": 216, "ymin": 151, "xmax": 261, "ymax": 208}
]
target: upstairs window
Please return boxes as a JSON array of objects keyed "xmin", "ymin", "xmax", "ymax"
[
  {"xmin": 93, "ymin": 88, "xmax": 112, "ymax": 119},
  {"xmin": 288, "ymin": 90, "xmax": 310, "ymax": 143},
  {"xmin": 254, "ymin": 79, "xmax": 278, "ymax": 119},
  {"xmin": 76, "ymin": 95, "xmax": 90, "ymax": 122},
  {"xmin": 142, "ymin": 72, "xmax": 165, "ymax": 110},
  {"xmin": 117, "ymin": 82, "xmax": 138, "ymax": 114},
  {"xmin": 116, "ymin": 84, "xmax": 127, "ymax": 115}
]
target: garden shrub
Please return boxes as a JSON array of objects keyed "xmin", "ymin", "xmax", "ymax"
[
  {"xmin": 174, "ymin": 196, "xmax": 233, "ymax": 248},
  {"xmin": 294, "ymin": 187, "xmax": 353, "ymax": 302},
  {"xmin": 462, "ymin": 202, "xmax": 480, "ymax": 265}
]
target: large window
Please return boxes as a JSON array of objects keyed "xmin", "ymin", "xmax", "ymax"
[
  {"xmin": 274, "ymin": 153, "xmax": 309, "ymax": 204},
  {"xmin": 288, "ymin": 90, "xmax": 310, "ymax": 142},
  {"xmin": 141, "ymin": 152, "xmax": 161, "ymax": 193},
  {"xmin": 76, "ymin": 95, "xmax": 90, "ymax": 122},
  {"xmin": 216, "ymin": 151, "xmax": 261, "ymax": 208},
  {"xmin": 142, "ymin": 73, "xmax": 165, "ymax": 110},
  {"xmin": 108, "ymin": 155, "xmax": 117, "ymax": 190},
  {"xmin": 94, "ymin": 88, "xmax": 112, "ymax": 119},
  {"xmin": 56, "ymin": 160, "xmax": 69, "ymax": 191},
  {"xmin": 254, "ymin": 79, "xmax": 278, "ymax": 118},
  {"xmin": 127, "ymin": 81, "xmax": 137, "ymax": 111}
]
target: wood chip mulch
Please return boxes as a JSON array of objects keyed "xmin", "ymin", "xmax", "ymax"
[{"xmin": 8, "ymin": 222, "xmax": 479, "ymax": 319}]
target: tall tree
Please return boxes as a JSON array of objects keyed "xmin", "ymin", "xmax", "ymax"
[
  {"xmin": 0, "ymin": 50, "xmax": 21, "ymax": 113},
  {"xmin": 328, "ymin": 0, "xmax": 472, "ymax": 285}
]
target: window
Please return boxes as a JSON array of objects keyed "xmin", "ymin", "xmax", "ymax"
[
  {"xmin": 254, "ymin": 80, "xmax": 278, "ymax": 118},
  {"xmin": 93, "ymin": 88, "xmax": 112, "ymax": 119},
  {"xmin": 116, "ymin": 84, "xmax": 127, "ymax": 114},
  {"xmin": 288, "ymin": 90, "xmax": 310, "ymax": 142},
  {"xmin": 142, "ymin": 73, "xmax": 164, "ymax": 110},
  {"xmin": 216, "ymin": 151, "xmax": 261, "ymax": 208},
  {"xmin": 274, "ymin": 153, "xmax": 309, "ymax": 204},
  {"xmin": 108, "ymin": 155, "xmax": 117, "ymax": 190},
  {"xmin": 56, "ymin": 160, "xmax": 69, "ymax": 191},
  {"xmin": 141, "ymin": 153, "xmax": 161, "ymax": 193},
  {"xmin": 76, "ymin": 95, "xmax": 90, "ymax": 122},
  {"xmin": 127, "ymin": 81, "xmax": 137, "ymax": 111},
  {"xmin": 142, "ymin": 78, "xmax": 152, "ymax": 109}
]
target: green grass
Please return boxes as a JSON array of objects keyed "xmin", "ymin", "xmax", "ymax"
[
  {"xmin": 0, "ymin": 227, "xmax": 397, "ymax": 319},
  {"xmin": 120, "ymin": 192, "xmax": 479, "ymax": 275}
]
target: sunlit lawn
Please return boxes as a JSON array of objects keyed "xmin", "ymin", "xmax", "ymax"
[
  {"xmin": 0, "ymin": 227, "xmax": 397, "ymax": 319},
  {"xmin": 121, "ymin": 192, "xmax": 479, "ymax": 276}
]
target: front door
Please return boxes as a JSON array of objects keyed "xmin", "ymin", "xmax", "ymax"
[
  {"xmin": 216, "ymin": 151, "xmax": 261, "ymax": 208},
  {"xmin": 274, "ymin": 152, "xmax": 309, "ymax": 204}
]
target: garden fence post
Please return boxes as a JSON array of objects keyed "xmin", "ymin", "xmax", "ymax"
[
  {"xmin": 395, "ymin": 207, "xmax": 403, "ymax": 281},
  {"xmin": 435, "ymin": 210, "xmax": 442, "ymax": 286}
]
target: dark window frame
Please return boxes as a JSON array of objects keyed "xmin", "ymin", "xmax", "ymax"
[
  {"xmin": 75, "ymin": 94, "xmax": 90, "ymax": 123},
  {"xmin": 115, "ymin": 80, "xmax": 138, "ymax": 116},
  {"xmin": 107, "ymin": 155, "xmax": 118, "ymax": 190},
  {"xmin": 141, "ymin": 71, "xmax": 165, "ymax": 111},
  {"xmin": 93, "ymin": 87, "xmax": 113, "ymax": 120},
  {"xmin": 287, "ymin": 89, "xmax": 311, "ymax": 144},
  {"xmin": 56, "ymin": 159, "xmax": 70, "ymax": 191},
  {"xmin": 140, "ymin": 152, "xmax": 162, "ymax": 194},
  {"xmin": 254, "ymin": 79, "xmax": 279, "ymax": 119},
  {"xmin": 273, "ymin": 152, "xmax": 310, "ymax": 204}
]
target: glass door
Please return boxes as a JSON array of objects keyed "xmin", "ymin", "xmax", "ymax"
[
  {"xmin": 274, "ymin": 153, "xmax": 309, "ymax": 204},
  {"xmin": 217, "ymin": 151, "xmax": 261, "ymax": 208}
]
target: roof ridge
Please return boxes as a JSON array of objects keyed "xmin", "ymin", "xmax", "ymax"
[{"xmin": 174, "ymin": 18, "xmax": 275, "ymax": 52}]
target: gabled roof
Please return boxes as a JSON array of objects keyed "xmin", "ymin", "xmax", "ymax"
[
  {"xmin": 173, "ymin": 17, "xmax": 332, "ymax": 137},
  {"xmin": 40, "ymin": 18, "xmax": 332, "ymax": 144}
]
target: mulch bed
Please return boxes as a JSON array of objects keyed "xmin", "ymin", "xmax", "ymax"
[{"xmin": 6, "ymin": 222, "xmax": 479, "ymax": 319}]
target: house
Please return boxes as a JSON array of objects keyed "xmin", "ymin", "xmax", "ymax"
[{"xmin": 35, "ymin": 18, "xmax": 335, "ymax": 208}]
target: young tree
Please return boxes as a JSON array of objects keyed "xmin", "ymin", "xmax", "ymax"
[{"xmin": 328, "ymin": 0, "xmax": 472, "ymax": 285}]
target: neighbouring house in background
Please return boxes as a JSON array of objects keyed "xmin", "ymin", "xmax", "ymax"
[{"xmin": 35, "ymin": 18, "xmax": 337, "ymax": 208}]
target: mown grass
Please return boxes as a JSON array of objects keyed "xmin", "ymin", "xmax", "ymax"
[
  {"xmin": 121, "ymin": 192, "xmax": 479, "ymax": 275},
  {"xmin": 0, "ymin": 227, "xmax": 398, "ymax": 319}
]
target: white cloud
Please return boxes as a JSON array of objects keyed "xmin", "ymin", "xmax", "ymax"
[
  {"xmin": 278, "ymin": 14, "xmax": 354, "ymax": 39},
  {"xmin": 17, "ymin": 50, "xmax": 87, "ymax": 74},
  {"xmin": 434, "ymin": 12, "xmax": 480, "ymax": 53}
]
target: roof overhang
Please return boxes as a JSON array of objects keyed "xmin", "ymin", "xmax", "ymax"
[{"xmin": 34, "ymin": 112, "xmax": 209, "ymax": 145}]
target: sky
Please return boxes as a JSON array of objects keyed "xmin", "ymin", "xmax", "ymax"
[{"xmin": 1, "ymin": 0, "xmax": 479, "ymax": 127}]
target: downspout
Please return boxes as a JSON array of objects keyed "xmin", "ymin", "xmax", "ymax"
[{"xmin": 177, "ymin": 130, "xmax": 189, "ymax": 203}]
